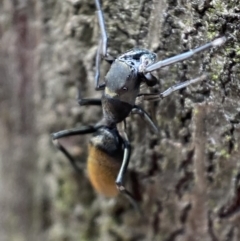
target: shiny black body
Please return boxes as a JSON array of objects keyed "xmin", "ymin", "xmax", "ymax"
[{"xmin": 100, "ymin": 49, "xmax": 158, "ymax": 126}]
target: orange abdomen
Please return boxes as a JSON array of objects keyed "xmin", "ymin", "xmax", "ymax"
[{"xmin": 87, "ymin": 145, "xmax": 122, "ymax": 197}]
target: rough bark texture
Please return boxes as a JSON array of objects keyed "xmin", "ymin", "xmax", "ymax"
[{"xmin": 0, "ymin": 0, "xmax": 239, "ymax": 241}]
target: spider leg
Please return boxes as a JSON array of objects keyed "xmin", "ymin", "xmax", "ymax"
[
  {"xmin": 95, "ymin": 0, "xmax": 108, "ymax": 57},
  {"xmin": 138, "ymin": 75, "xmax": 207, "ymax": 101},
  {"xmin": 132, "ymin": 105, "xmax": 158, "ymax": 133},
  {"xmin": 53, "ymin": 140, "xmax": 83, "ymax": 172},
  {"xmin": 94, "ymin": 0, "xmax": 115, "ymax": 89},
  {"xmin": 95, "ymin": 39, "xmax": 102, "ymax": 89},
  {"xmin": 52, "ymin": 126, "xmax": 101, "ymax": 172},
  {"xmin": 115, "ymin": 127, "xmax": 141, "ymax": 213},
  {"xmin": 52, "ymin": 126, "xmax": 100, "ymax": 140},
  {"xmin": 78, "ymin": 97, "xmax": 102, "ymax": 106},
  {"xmin": 77, "ymin": 88, "xmax": 102, "ymax": 106},
  {"xmin": 145, "ymin": 37, "xmax": 226, "ymax": 73},
  {"xmin": 95, "ymin": 38, "xmax": 107, "ymax": 90}
]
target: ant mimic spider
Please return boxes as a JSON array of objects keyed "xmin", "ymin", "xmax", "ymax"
[{"xmin": 52, "ymin": 0, "xmax": 226, "ymax": 210}]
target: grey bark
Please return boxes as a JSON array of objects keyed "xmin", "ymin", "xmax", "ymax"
[{"xmin": 0, "ymin": 0, "xmax": 239, "ymax": 241}]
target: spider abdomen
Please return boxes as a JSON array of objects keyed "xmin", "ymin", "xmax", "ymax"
[{"xmin": 87, "ymin": 144, "xmax": 122, "ymax": 197}]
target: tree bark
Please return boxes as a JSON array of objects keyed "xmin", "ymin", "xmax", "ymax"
[{"xmin": 0, "ymin": 0, "xmax": 239, "ymax": 241}]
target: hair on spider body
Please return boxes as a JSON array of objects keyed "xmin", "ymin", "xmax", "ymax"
[{"xmin": 52, "ymin": 0, "xmax": 226, "ymax": 211}]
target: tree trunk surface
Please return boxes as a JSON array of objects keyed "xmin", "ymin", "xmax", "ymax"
[{"xmin": 0, "ymin": 0, "xmax": 239, "ymax": 241}]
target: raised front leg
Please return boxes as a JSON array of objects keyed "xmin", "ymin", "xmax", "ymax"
[
  {"xmin": 94, "ymin": 0, "xmax": 115, "ymax": 89},
  {"xmin": 145, "ymin": 37, "xmax": 226, "ymax": 73}
]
